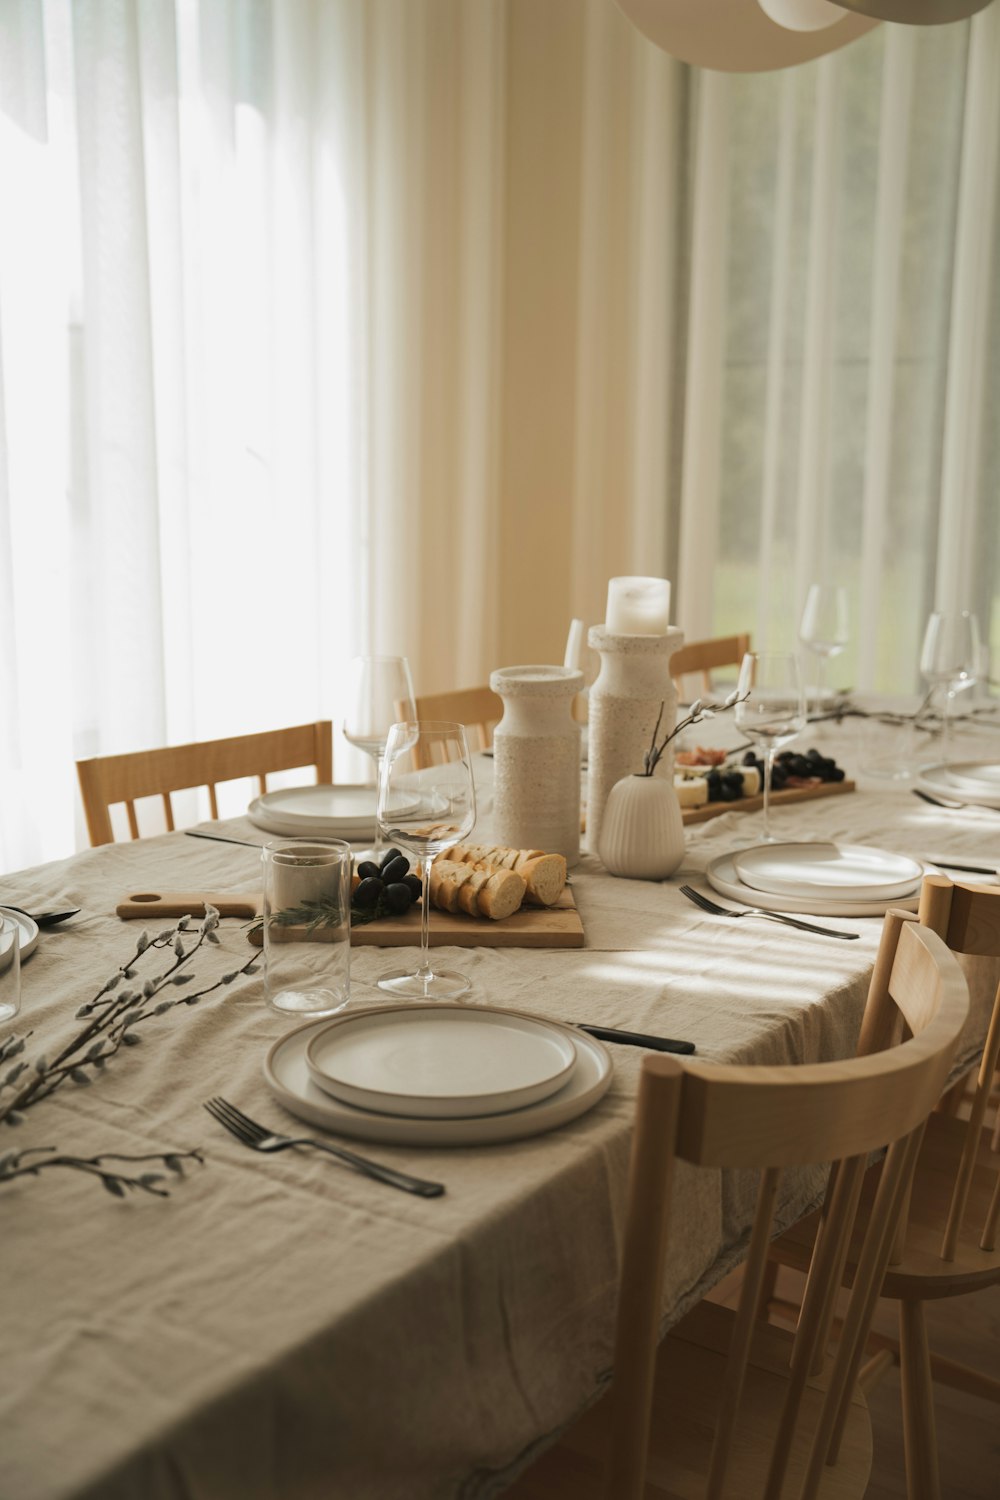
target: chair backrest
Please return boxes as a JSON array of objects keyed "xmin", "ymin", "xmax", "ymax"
[
  {"xmin": 410, "ymin": 687, "xmax": 502, "ymax": 767},
  {"xmin": 670, "ymin": 633, "xmax": 751, "ymax": 695},
  {"xmin": 607, "ymin": 913, "xmax": 968, "ymax": 1500},
  {"xmin": 76, "ymin": 722, "xmax": 333, "ymax": 846},
  {"xmin": 913, "ymin": 874, "xmax": 1000, "ymax": 1259}
]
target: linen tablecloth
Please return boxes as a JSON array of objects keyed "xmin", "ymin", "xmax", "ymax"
[{"xmin": 2, "ymin": 708, "xmax": 998, "ymax": 1500}]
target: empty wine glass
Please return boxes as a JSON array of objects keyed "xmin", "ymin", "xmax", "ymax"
[
  {"xmin": 735, "ymin": 652, "xmax": 807, "ymax": 843},
  {"xmin": 376, "ymin": 720, "xmax": 477, "ymax": 1000},
  {"xmin": 342, "ymin": 655, "xmax": 416, "ymax": 856},
  {"xmin": 919, "ymin": 610, "xmax": 981, "ymax": 768},
  {"xmin": 798, "ymin": 584, "xmax": 848, "ymax": 706}
]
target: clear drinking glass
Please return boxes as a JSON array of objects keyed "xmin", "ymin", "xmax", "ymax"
[
  {"xmin": 261, "ymin": 839, "xmax": 352, "ymax": 1016},
  {"xmin": 0, "ymin": 912, "xmax": 21, "ymax": 1022},
  {"xmin": 376, "ymin": 720, "xmax": 477, "ymax": 1001},
  {"xmin": 798, "ymin": 584, "xmax": 849, "ymax": 705},
  {"xmin": 735, "ymin": 652, "xmax": 807, "ymax": 843},
  {"xmin": 342, "ymin": 655, "xmax": 417, "ymax": 856},
  {"xmin": 919, "ymin": 610, "xmax": 981, "ymax": 767}
]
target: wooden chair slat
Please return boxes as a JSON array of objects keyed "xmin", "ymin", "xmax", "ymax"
[
  {"xmin": 670, "ymin": 633, "xmax": 751, "ymax": 695},
  {"xmin": 208, "ymin": 784, "xmax": 219, "ymax": 821},
  {"xmin": 162, "ymin": 793, "xmax": 175, "ymax": 832},
  {"xmin": 410, "ymin": 687, "xmax": 502, "ymax": 769},
  {"xmin": 76, "ymin": 723, "xmax": 333, "ymax": 846}
]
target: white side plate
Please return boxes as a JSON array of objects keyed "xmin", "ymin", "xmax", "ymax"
[
  {"xmin": 0, "ymin": 908, "xmax": 39, "ymax": 964},
  {"xmin": 917, "ymin": 762, "xmax": 1000, "ymax": 806},
  {"xmin": 706, "ymin": 855, "xmax": 924, "ymax": 918},
  {"xmin": 265, "ymin": 1013, "xmax": 613, "ymax": 1146},
  {"xmin": 304, "ymin": 1005, "xmax": 578, "ymax": 1119},
  {"xmin": 732, "ymin": 842, "xmax": 923, "ymax": 902}
]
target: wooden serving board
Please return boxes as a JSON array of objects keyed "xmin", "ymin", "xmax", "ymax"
[
  {"xmin": 680, "ymin": 778, "xmax": 856, "ymax": 826},
  {"xmin": 116, "ymin": 887, "xmax": 585, "ymax": 949}
]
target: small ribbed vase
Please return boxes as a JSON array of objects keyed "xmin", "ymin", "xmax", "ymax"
[
  {"xmin": 585, "ymin": 625, "xmax": 684, "ymax": 856},
  {"xmin": 598, "ymin": 774, "xmax": 685, "ymax": 880},
  {"xmin": 489, "ymin": 665, "xmax": 584, "ymax": 867}
]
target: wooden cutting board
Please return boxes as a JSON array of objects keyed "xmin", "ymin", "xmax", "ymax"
[
  {"xmin": 116, "ymin": 887, "xmax": 585, "ymax": 949},
  {"xmin": 681, "ymin": 778, "xmax": 856, "ymax": 825}
]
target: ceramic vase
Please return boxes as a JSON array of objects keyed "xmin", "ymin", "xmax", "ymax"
[
  {"xmin": 585, "ymin": 625, "xmax": 684, "ymax": 855},
  {"xmin": 598, "ymin": 774, "xmax": 686, "ymax": 880},
  {"xmin": 489, "ymin": 665, "xmax": 584, "ymax": 867}
]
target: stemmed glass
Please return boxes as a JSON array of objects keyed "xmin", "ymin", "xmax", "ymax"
[
  {"xmin": 342, "ymin": 655, "xmax": 416, "ymax": 856},
  {"xmin": 376, "ymin": 720, "xmax": 477, "ymax": 1001},
  {"xmin": 919, "ymin": 610, "xmax": 981, "ymax": 768},
  {"xmin": 735, "ymin": 652, "xmax": 807, "ymax": 843},
  {"xmin": 798, "ymin": 584, "xmax": 848, "ymax": 706}
]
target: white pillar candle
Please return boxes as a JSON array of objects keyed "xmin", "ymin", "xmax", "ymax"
[{"xmin": 605, "ymin": 576, "xmax": 671, "ymax": 635}]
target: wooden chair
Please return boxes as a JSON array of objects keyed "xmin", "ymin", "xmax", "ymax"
[
  {"xmin": 504, "ymin": 913, "xmax": 968, "ymax": 1500},
  {"xmin": 671, "ymin": 633, "xmax": 751, "ymax": 696},
  {"xmin": 765, "ymin": 875, "xmax": 1000, "ymax": 1500},
  {"xmin": 410, "ymin": 686, "xmax": 502, "ymax": 767},
  {"xmin": 76, "ymin": 722, "xmax": 333, "ymax": 846}
]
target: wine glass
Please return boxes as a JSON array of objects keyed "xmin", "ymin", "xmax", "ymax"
[
  {"xmin": 798, "ymin": 584, "xmax": 848, "ymax": 706},
  {"xmin": 342, "ymin": 655, "xmax": 416, "ymax": 856},
  {"xmin": 735, "ymin": 652, "xmax": 807, "ymax": 843},
  {"xmin": 919, "ymin": 610, "xmax": 981, "ymax": 768},
  {"xmin": 376, "ymin": 720, "xmax": 477, "ymax": 1001}
]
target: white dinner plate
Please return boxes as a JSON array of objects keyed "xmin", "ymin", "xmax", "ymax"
[
  {"xmin": 917, "ymin": 762, "xmax": 1000, "ymax": 806},
  {"xmin": 305, "ymin": 1005, "xmax": 578, "ymax": 1119},
  {"xmin": 705, "ymin": 854, "xmax": 925, "ymax": 918},
  {"xmin": 265, "ymin": 1012, "xmax": 614, "ymax": 1146},
  {"xmin": 732, "ymin": 842, "xmax": 923, "ymax": 903},
  {"xmin": 0, "ymin": 907, "xmax": 40, "ymax": 964},
  {"xmin": 248, "ymin": 784, "xmax": 419, "ymax": 840}
]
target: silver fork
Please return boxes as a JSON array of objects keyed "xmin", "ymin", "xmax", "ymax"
[
  {"xmin": 912, "ymin": 788, "xmax": 1000, "ymax": 815},
  {"xmin": 204, "ymin": 1097, "xmax": 445, "ymax": 1198},
  {"xmin": 678, "ymin": 885, "xmax": 860, "ymax": 940}
]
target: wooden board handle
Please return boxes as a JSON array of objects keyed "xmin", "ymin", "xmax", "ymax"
[{"xmin": 117, "ymin": 892, "xmax": 260, "ymax": 921}]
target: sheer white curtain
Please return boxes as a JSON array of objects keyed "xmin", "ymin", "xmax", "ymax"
[
  {"xmin": 1, "ymin": 0, "xmax": 997, "ymax": 871},
  {"xmin": 0, "ymin": 0, "xmax": 507, "ymax": 868},
  {"xmin": 683, "ymin": 10, "xmax": 1000, "ymax": 690}
]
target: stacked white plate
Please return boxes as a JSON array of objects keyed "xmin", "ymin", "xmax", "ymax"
[
  {"xmin": 917, "ymin": 761, "xmax": 1000, "ymax": 809},
  {"xmin": 0, "ymin": 907, "xmax": 39, "ymax": 963},
  {"xmin": 707, "ymin": 841, "xmax": 927, "ymax": 918},
  {"xmin": 264, "ymin": 1003, "xmax": 614, "ymax": 1146},
  {"xmin": 248, "ymin": 784, "xmax": 418, "ymax": 842}
]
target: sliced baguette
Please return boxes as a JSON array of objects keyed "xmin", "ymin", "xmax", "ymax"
[
  {"xmin": 428, "ymin": 860, "xmax": 525, "ymax": 920},
  {"xmin": 448, "ymin": 843, "xmax": 566, "ymax": 906}
]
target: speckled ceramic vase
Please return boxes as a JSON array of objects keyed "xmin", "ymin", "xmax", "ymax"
[
  {"xmin": 489, "ymin": 665, "xmax": 584, "ymax": 867},
  {"xmin": 585, "ymin": 625, "xmax": 684, "ymax": 856}
]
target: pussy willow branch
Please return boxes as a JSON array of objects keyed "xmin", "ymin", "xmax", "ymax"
[{"xmin": 0, "ymin": 906, "xmax": 260, "ymax": 1196}]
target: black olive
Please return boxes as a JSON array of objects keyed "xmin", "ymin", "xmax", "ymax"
[
  {"xmin": 403, "ymin": 874, "xmax": 422, "ymax": 902},
  {"xmin": 357, "ymin": 860, "xmax": 381, "ymax": 880},
  {"xmin": 378, "ymin": 847, "xmax": 404, "ymax": 873},
  {"xmin": 380, "ymin": 855, "xmax": 409, "ymax": 885},
  {"xmin": 382, "ymin": 882, "xmax": 413, "ymax": 914},
  {"xmin": 353, "ymin": 876, "xmax": 384, "ymax": 909}
]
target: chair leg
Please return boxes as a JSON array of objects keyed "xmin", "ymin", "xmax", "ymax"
[{"xmin": 898, "ymin": 1299, "xmax": 941, "ymax": 1500}]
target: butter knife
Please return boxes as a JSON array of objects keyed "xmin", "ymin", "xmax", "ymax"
[{"xmin": 572, "ymin": 1023, "xmax": 695, "ymax": 1055}]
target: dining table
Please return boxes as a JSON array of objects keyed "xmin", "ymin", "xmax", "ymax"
[{"xmin": 2, "ymin": 700, "xmax": 999, "ymax": 1500}]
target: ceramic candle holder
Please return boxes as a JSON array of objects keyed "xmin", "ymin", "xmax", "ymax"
[
  {"xmin": 489, "ymin": 665, "xmax": 584, "ymax": 866},
  {"xmin": 585, "ymin": 625, "xmax": 684, "ymax": 856}
]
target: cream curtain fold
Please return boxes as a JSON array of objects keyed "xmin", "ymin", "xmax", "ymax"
[{"xmin": 0, "ymin": 1, "xmax": 997, "ymax": 868}]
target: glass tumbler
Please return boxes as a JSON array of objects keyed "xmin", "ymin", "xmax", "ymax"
[
  {"xmin": 262, "ymin": 840, "xmax": 351, "ymax": 1017},
  {"xmin": 0, "ymin": 912, "xmax": 21, "ymax": 1022}
]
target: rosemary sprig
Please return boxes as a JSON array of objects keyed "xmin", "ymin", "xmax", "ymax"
[{"xmin": 269, "ymin": 895, "xmax": 346, "ymax": 933}]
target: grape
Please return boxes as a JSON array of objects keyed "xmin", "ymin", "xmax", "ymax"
[
  {"xmin": 380, "ymin": 855, "xmax": 410, "ymax": 885},
  {"xmin": 403, "ymin": 874, "xmax": 422, "ymax": 901},
  {"xmin": 383, "ymin": 882, "xmax": 413, "ymax": 915},
  {"xmin": 378, "ymin": 848, "xmax": 404, "ymax": 873},
  {"xmin": 357, "ymin": 860, "xmax": 381, "ymax": 880},
  {"xmin": 353, "ymin": 877, "xmax": 384, "ymax": 909}
]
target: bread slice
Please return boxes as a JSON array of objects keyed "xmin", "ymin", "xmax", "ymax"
[
  {"xmin": 447, "ymin": 843, "xmax": 566, "ymax": 906},
  {"xmin": 428, "ymin": 860, "xmax": 525, "ymax": 920}
]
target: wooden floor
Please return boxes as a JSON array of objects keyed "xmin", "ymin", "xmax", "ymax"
[{"xmin": 708, "ymin": 1266, "xmax": 1000, "ymax": 1499}]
